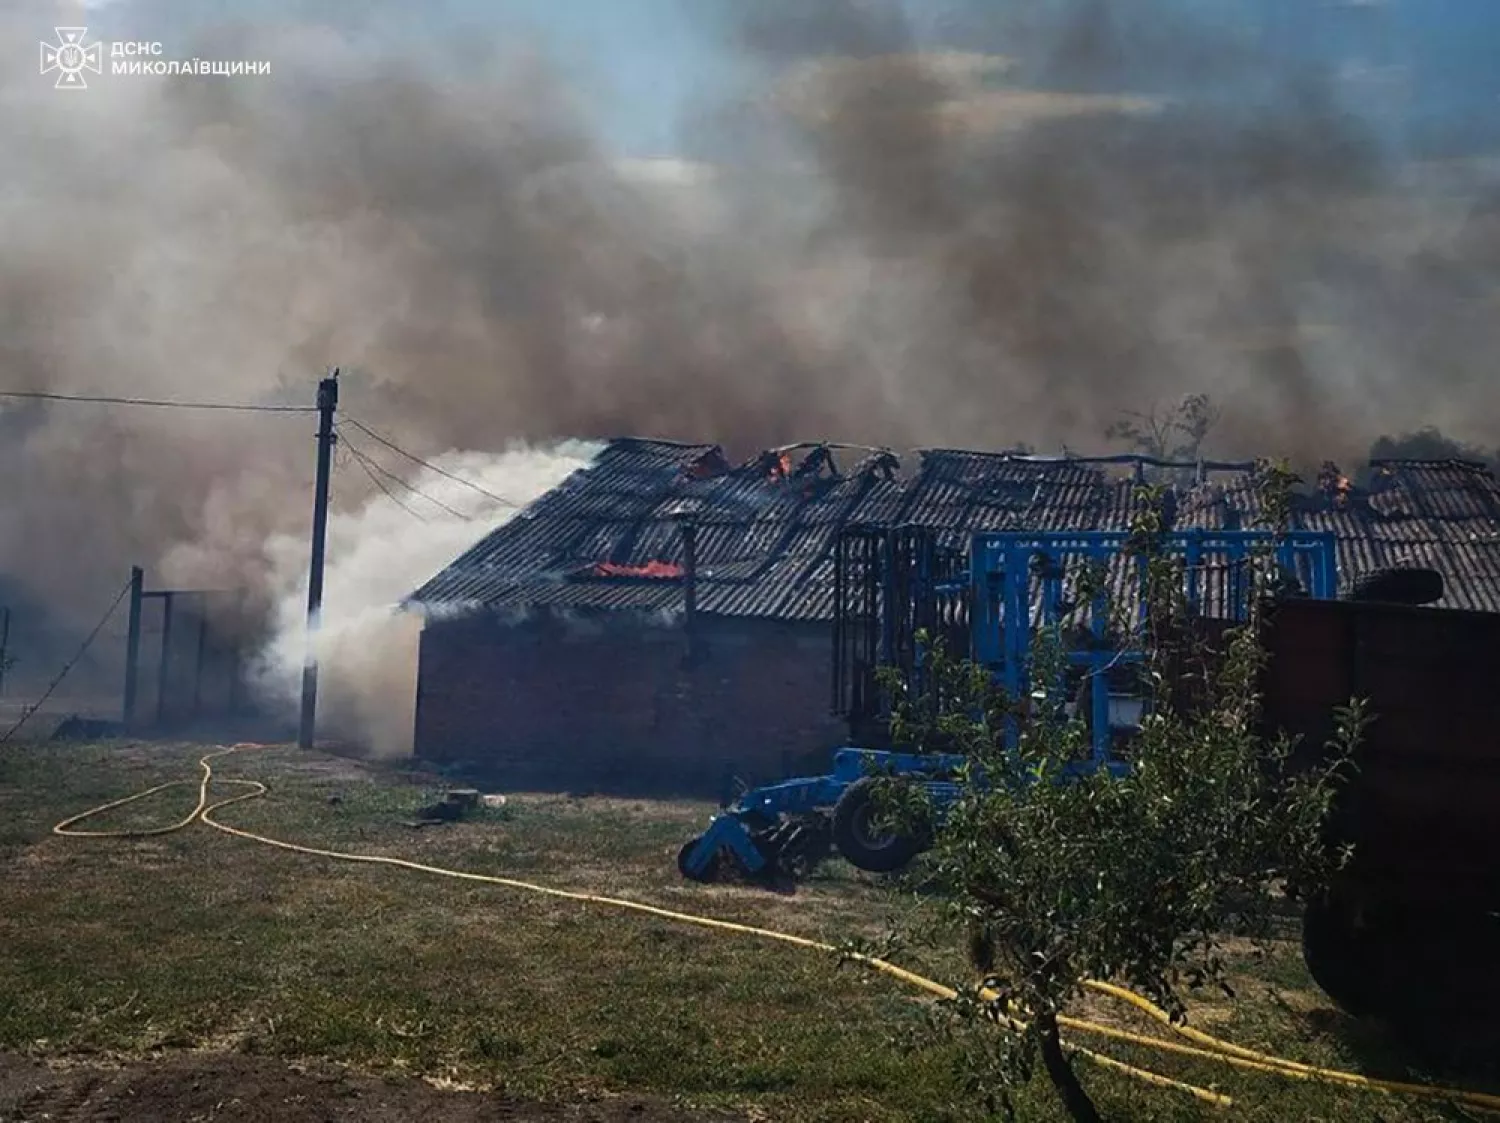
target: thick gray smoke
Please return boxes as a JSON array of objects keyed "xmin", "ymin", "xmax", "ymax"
[
  {"xmin": 696, "ymin": 0, "xmax": 1500, "ymax": 462},
  {"xmin": 1, "ymin": 0, "xmax": 1497, "ymax": 744}
]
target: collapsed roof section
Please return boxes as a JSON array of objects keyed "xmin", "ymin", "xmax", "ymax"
[{"xmin": 406, "ymin": 439, "xmax": 1500, "ymax": 621}]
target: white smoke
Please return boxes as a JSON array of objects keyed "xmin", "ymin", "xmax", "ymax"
[{"xmin": 252, "ymin": 440, "xmax": 600, "ymax": 756}]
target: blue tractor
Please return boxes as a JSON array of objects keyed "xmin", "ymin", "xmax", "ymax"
[{"xmin": 677, "ymin": 525, "xmax": 1340, "ymax": 883}]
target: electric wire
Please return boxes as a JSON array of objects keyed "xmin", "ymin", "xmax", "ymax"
[
  {"xmin": 342, "ymin": 417, "xmax": 520, "ymax": 509},
  {"xmin": 0, "ymin": 390, "xmax": 316, "ymax": 413},
  {"xmin": 49, "ymin": 744, "xmax": 1500, "ymax": 1117},
  {"xmin": 0, "ymin": 577, "xmax": 132, "ymax": 744},
  {"xmin": 336, "ymin": 426, "xmax": 472, "ymax": 522},
  {"xmin": 340, "ymin": 438, "xmax": 432, "ymax": 524}
]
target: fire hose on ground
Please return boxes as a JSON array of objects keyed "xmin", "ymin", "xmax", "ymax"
[{"xmin": 47, "ymin": 744, "xmax": 1500, "ymax": 1115}]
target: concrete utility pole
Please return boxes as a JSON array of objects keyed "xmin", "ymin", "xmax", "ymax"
[{"xmin": 298, "ymin": 370, "xmax": 339, "ymax": 749}]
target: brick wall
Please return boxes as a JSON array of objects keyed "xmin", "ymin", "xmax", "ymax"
[{"xmin": 412, "ymin": 611, "xmax": 849, "ymax": 796}]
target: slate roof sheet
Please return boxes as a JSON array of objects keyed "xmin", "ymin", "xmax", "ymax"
[{"xmin": 408, "ymin": 442, "xmax": 1500, "ymax": 622}]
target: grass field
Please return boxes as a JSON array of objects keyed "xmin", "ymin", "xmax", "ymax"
[{"xmin": 0, "ymin": 740, "xmax": 1495, "ymax": 1122}]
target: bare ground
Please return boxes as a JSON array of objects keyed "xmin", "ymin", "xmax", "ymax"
[{"xmin": 0, "ymin": 1051, "xmax": 740, "ymax": 1123}]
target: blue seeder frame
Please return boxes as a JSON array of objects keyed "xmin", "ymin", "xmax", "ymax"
[
  {"xmin": 679, "ymin": 529, "xmax": 1339, "ymax": 879},
  {"xmin": 681, "ymin": 746, "xmax": 968, "ymax": 876},
  {"xmin": 967, "ymin": 529, "xmax": 1337, "ymax": 768}
]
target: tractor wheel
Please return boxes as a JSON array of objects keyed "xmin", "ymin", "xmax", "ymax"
[
  {"xmin": 677, "ymin": 837, "xmax": 720, "ymax": 883},
  {"xmin": 1301, "ymin": 889, "xmax": 1378, "ymax": 1017},
  {"xmin": 1345, "ymin": 567, "xmax": 1444, "ymax": 606},
  {"xmin": 831, "ymin": 778, "xmax": 926, "ymax": 874}
]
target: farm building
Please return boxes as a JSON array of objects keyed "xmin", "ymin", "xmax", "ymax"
[{"xmin": 406, "ymin": 439, "xmax": 1500, "ymax": 794}]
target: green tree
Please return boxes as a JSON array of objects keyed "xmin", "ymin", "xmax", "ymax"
[{"xmin": 871, "ymin": 485, "xmax": 1360, "ymax": 1122}]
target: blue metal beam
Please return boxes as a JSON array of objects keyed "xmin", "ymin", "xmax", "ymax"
[{"xmin": 963, "ymin": 529, "xmax": 1337, "ymax": 760}]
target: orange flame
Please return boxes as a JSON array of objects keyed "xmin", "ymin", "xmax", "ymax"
[
  {"xmin": 1317, "ymin": 462, "xmax": 1354, "ymax": 507},
  {"xmin": 587, "ymin": 561, "xmax": 685, "ymax": 579}
]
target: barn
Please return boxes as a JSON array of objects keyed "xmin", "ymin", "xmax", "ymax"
[{"xmin": 405, "ymin": 439, "xmax": 1500, "ymax": 795}]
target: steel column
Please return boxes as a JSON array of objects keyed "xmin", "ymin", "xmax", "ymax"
[
  {"xmin": 122, "ymin": 566, "xmax": 144, "ymax": 727},
  {"xmin": 155, "ymin": 591, "xmax": 175, "ymax": 727}
]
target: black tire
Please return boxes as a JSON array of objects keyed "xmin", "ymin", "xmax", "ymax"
[
  {"xmin": 1345, "ymin": 567, "xmax": 1444, "ymax": 606},
  {"xmin": 1301, "ymin": 890, "xmax": 1377, "ymax": 1017},
  {"xmin": 677, "ymin": 837, "xmax": 720, "ymax": 883},
  {"xmin": 831, "ymin": 778, "xmax": 927, "ymax": 874}
]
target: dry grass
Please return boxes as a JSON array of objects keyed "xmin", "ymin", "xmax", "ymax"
[{"xmin": 0, "ymin": 739, "xmax": 1494, "ymax": 1122}]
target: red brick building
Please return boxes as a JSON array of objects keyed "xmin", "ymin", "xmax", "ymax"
[{"xmin": 406, "ymin": 440, "xmax": 1500, "ymax": 795}]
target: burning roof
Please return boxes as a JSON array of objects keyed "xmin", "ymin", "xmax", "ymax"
[
  {"xmin": 580, "ymin": 560, "xmax": 685, "ymax": 580},
  {"xmin": 407, "ymin": 440, "xmax": 1500, "ymax": 621}
]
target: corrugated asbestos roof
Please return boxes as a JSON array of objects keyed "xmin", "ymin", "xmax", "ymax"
[{"xmin": 408, "ymin": 442, "xmax": 1500, "ymax": 621}]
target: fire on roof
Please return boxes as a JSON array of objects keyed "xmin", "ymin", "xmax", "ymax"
[
  {"xmin": 582, "ymin": 560, "xmax": 686, "ymax": 580},
  {"xmin": 406, "ymin": 439, "xmax": 1500, "ymax": 622}
]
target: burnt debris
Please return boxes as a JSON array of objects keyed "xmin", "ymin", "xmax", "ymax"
[{"xmin": 406, "ymin": 441, "xmax": 1500, "ymax": 623}]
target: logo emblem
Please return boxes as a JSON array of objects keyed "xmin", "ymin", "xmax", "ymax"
[{"xmin": 40, "ymin": 27, "xmax": 102, "ymax": 90}]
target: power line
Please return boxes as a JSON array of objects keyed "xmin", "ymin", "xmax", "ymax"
[
  {"xmin": 337, "ymin": 427, "xmax": 472, "ymax": 522},
  {"xmin": 343, "ymin": 417, "xmax": 520, "ymax": 509},
  {"xmin": 0, "ymin": 577, "xmax": 133, "ymax": 744},
  {"xmin": 341, "ymin": 439, "xmax": 432, "ymax": 523},
  {"xmin": 0, "ymin": 389, "xmax": 316, "ymax": 413}
]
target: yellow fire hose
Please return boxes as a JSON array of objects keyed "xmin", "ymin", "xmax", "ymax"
[{"xmin": 49, "ymin": 744, "xmax": 1500, "ymax": 1115}]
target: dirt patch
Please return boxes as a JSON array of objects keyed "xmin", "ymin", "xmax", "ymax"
[{"xmin": 0, "ymin": 1051, "xmax": 742, "ymax": 1122}]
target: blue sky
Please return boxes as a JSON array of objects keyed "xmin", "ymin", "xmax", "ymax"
[{"xmin": 81, "ymin": 0, "xmax": 1500, "ymax": 159}]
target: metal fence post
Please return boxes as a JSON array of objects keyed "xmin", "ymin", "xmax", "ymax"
[
  {"xmin": 0, "ymin": 606, "xmax": 10, "ymax": 699},
  {"xmin": 122, "ymin": 566, "xmax": 144, "ymax": 728},
  {"xmin": 156, "ymin": 591, "xmax": 175, "ymax": 728},
  {"xmin": 192, "ymin": 602, "xmax": 209, "ymax": 721}
]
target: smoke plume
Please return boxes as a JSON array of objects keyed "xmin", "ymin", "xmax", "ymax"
[
  {"xmin": 252, "ymin": 443, "xmax": 597, "ymax": 756},
  {"xmin": 1, "ymin": 0, "xmax": 1498, "ymax": 746}
]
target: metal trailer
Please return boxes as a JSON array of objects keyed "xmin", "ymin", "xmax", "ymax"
[
  {"xmin": 1258, "ymin": 591, "xmax": 1500, "ymax": 1028},
  {"xmin": 678, "ymin": 527, "xmax": 1339, "ymax": 883}
]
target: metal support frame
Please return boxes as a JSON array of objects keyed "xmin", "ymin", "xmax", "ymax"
[
  {"xmin": 121, "ymin": 568, "xmax": 253, "ymax": 733},
  {"xmin": 974, "ymin": 529, "xmax": 1337, "ymax": 764},
  {"xmin": 831, "ymin": 526, "xmax": 885, "ymax": 726},
  {"xmin": 833, "ymin": 525, "xmax": 1339, "ymax": 766},
  {"xmin": 697, "ymin": 526, "xmax": 1340, "ymax": 886}
]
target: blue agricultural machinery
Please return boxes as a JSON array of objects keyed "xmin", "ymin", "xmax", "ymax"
[{"xmin": 677, "ymin": 526, "xmax": 1339, "ymax": 883}]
